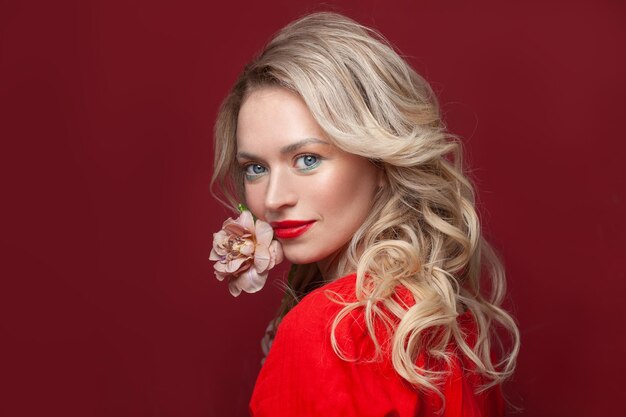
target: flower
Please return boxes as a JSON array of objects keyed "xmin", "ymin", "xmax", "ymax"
[{"xmin": 209, "ymin": 210, "xmax": 284, "ymax": 297}]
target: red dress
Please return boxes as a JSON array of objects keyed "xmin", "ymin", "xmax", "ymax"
[{"xmin": 250, "ymin": 273, "xmax": 504, "ymax": 417}]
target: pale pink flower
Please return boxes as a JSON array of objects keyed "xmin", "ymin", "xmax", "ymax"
[{"xmin": 209, "ymin": 210, "xmax": 283, "ymax": 297}]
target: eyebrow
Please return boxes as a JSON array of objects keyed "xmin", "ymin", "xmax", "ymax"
[{"xmin": 236, "ymin": 138, "xmax": 330, "ymax": 160}]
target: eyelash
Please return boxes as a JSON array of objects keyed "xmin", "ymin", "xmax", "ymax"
[
  {"xmin": 294, "ymin": 154, "xmax": 322, "ymax": 171},
  {"xmin": 242, "ymin": 154, "xmax": 322, "ymax": 181},
  {"xmin": 243, "ymin": 163, "xmax": 267, "ymax": 180}
]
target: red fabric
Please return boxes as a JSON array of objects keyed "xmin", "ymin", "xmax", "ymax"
[{"xmin": 250, "ymin": 274, "xmax": 504, "ymax": 417}]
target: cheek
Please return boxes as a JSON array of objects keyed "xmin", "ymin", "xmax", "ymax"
[
  {"xmin": 244, "ymin": 184, "xmax": 266, "ymax": 221},
  {"xmin": 315, "ymin": 176, "xmax": 353, "ymax": 212},
  {"xmin": 314, "ymin": 165, "xmax": 379, "ymax": 216}
]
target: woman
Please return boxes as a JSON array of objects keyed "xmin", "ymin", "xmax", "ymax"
[{"xmin": 211, "ymin": 12, "xmax": 519, "ymax": 417}]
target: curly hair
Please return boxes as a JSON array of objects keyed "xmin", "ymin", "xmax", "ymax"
[{"xmin": 211, "ymin": 11, "xmax": 519, "ymax": 397}]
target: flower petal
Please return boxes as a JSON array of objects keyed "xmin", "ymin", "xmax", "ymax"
[
  {"xmin": 255, "ymin": 220, "xmax": 274, "ymax": 247},
  {"xmin": 267, "ymin": 240, "xmax": 284, "ymax": 270},
  {"xmin": 211, "ymin": 231, "xmax": 229, "ymax": 255},
  {"xmin": 226, "ymin": 256, "xmax": 249, "ymax": 273},
  {"xmin": 209, "ymin": 248, "xmax": 219, "ymax": 261},
  {"xmin": 236, "ymin": 210, "xmax": 255, "ymax": 233},
  {"xmin": 254, "ymin": 244, "xmax": 270, "ymax": 273},
  {"xmin": 231, "ymin": 268, "xmax": 268, "ymax": 296},
  {"xmin": 214, "ymin": 270, "xmax": 227, "ymax": 282},
  {"xmin": 213, "ymin": 229, "xmax": 228, "ymax": 241},
  {"xmin": 214, "ymin": 260, "xmax": 228, "ymax": 273},
  {"xmin": 214, "ymin": 245, "xmax": 228, "ymax": 257},
  {"xmin": 223, "ymin": 219, "xmax": 247, "ymax": 237},
  {"xmin": 228, "ymin": 280, "xmax": 242, "ymax": 297},
  {"xmin": 239, "ymin": 240, "xmax": 255, "ymax": 256}
]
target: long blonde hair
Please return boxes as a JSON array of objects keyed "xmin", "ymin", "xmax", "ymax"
[{"xmin": 211, "ymin": 11, "xmax": 519, "ymax": 396}]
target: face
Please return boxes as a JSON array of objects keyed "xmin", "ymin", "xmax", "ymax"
[{"xmin": 236, "ymin": 87, "xmax": 382, "ymax": 274}]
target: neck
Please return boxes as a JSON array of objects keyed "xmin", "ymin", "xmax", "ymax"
[{"xmin": 317, "ymin": 245, "xmax": 350, "ymax": 282}]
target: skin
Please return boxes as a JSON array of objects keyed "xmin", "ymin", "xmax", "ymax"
[{"xmin": 236, "ymin": 86, "xmax": 383, "ymax": 280}]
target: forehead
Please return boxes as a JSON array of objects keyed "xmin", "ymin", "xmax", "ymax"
[{"xmin": 236, "ymin": 87, "xmax": 327, "ymax": 151}]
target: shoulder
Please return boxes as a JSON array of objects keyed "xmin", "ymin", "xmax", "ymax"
[
  {"xmin": 279, "ymin": 273, "xmax": 358, "ymax": 330},
  {"xmin": 275, "ymin": 273, "xmax": 478, "ymax": 357},
  {"xmin": 251, "ymin": 273, "xmax": 505, "ymax": 417},
  {"xmin": 297, "ymin": 272, "xmax": 359, "ymax": 310},
  {"xmin": 266, "ymin": 273, "xmax": 363, "ymax": 363},
  {"xmin": 250, "ymin": 273, "xmax": 420, "ymax": 416}
]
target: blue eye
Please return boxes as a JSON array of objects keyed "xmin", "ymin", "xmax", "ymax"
[
  {"xmin": 295, "ymin": 154, "xmax": 321, "ymax": 171},
  {"xmin": 244, "ymin": 164, "xmax": 267, "ymax": 179}
]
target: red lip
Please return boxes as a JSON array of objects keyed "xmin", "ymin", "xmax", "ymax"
[{"xmin": 271, "ymin": 220, "xmax": 315, "ymax": 239}]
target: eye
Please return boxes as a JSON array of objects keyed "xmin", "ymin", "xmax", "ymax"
[
  {"xmin": 294, "ymin": 154, "xmax": 321, "ymax": 171},
  {"xmin": 244, "ymin": 163, "xmax": 267, "ymax": 179}
]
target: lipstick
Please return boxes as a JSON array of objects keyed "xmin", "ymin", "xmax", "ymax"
[{"xmin": 271, "ymin": 220, "xmax": 315, "ymax": 239}]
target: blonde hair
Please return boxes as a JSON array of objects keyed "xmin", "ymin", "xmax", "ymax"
[{"xmin": 212, "ymin": 11, "xmax": 519, "ymax": 397}]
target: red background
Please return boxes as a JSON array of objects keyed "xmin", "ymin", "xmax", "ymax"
[{"xmin": 1, "ymin": 1, "xmax": 624, "ymax": 416}]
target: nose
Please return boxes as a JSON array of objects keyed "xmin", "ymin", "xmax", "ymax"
[{"xmin": 264, "ymin": 168, "xmax": 298, "ymax": 212}]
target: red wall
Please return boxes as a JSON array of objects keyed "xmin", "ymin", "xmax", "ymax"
[{"xmin": 1, "ymin": 1, "xmax": 624, "ymax": 416}]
